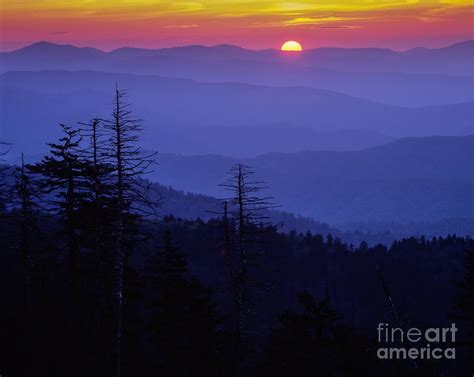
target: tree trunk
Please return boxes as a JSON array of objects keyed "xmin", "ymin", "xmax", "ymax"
[{"xmin": 114, "ymin": 88, "xmax": 125, "ymax": 377}]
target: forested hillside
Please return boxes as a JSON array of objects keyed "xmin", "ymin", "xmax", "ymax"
[
  {"xmin": 155, "ymin": 136, "xmax": 474, "ymax": 226},
  {"xmin": 1, "ymin": 210, "xmax": 473, "ymax": 376}
]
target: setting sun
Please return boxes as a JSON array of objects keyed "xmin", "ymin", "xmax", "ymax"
[{"xmin": 281, "ymin": 40, "xmax": 303, "ymax": 52}]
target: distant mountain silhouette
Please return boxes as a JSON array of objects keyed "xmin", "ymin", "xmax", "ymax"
[
  {"xmin": 1, "ymin": 41, "xmax": 473, "ymax": 106},
  {"xmin": 426, "ymin": 40, "xmax": 474, "ymax": 55},
  {"xmin": 299, "ymin": 40, "xmax": 474, "ymax": 74},
  {"xmin": 14, "ymin": 41, "xmax": 105, "ymax": 56},
  {"xmin": 1, "ymin": 70, "xmax": 472, "ymax": 157},
  {"xmin": 7, "ymin": 40, "xmax": 472, "ymax": 69},
  {"xmin": 5, "ymin": 41, "xmax": 106, "ymax": 67},
  {"xmin": 153, "ymin": 136, "xmax": 474, "ymax": 225}
]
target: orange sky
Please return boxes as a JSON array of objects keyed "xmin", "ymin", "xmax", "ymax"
[{"xmin": 1, "ymin": 1, "xmax": 473, "ymax": 51}]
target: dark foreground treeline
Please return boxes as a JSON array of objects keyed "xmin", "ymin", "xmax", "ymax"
[
  {"xmin": 0, "ymin": 89, "xmax": 473, "ymax": 377},
  {"xmin": 0, "ymin": 214, "xmax": 473, "ymax": 377}
]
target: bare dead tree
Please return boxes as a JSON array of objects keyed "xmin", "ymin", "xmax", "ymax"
[
  {"xmin": 219, "ymin": 163, "xmax": 277, "ymax": 375},
  {"xmin": 102, "ymin": 87, "xmax": 158, "ymax": 377}
]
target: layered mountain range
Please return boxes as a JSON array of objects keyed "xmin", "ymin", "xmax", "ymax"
[{"xmin": 0, "ymin": 41, "xmax": 472, "ymax": 233}]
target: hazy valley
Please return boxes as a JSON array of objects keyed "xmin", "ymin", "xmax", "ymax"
[{"xmin": 1, "ymin": 41, "xmax": 473, "ymax": 237}]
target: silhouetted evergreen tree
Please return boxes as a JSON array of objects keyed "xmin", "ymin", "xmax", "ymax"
[
  {"xmin": 219, "ymin": 164, "xmax": 277, "ymax": 375},
  {"xmin": 146, "ymin": 230, "xmax": 222, "ymax": 377},
  {"xmin": 259, "ymin": 289, "xmax": 377, "ymax": 377},
  {"xmin": 29, "ymin": 124, "xmax": 86, "ymax": 293},
  {"xmin": 25, "ymin": 125, "xmax": 94, "ymax": 376},
  {"xmin": 102, "ymin": 87, "xmax": 158, "ymax": 377}
]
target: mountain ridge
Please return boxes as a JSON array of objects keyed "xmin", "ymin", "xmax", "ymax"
[
  {"xmin": 5, "ymin": 39, "xmax": 473, "ymax": 55},
  {"xmin": 153, "ymin": 135, "xmax": 474, "ymax": 225},
  {"xmin": 2, "ymin": 41, "xmax": 472, "ymax": 107},
  {"xmin": 1, "ymin": 70, "xmax": 472, "ymax": 158}
]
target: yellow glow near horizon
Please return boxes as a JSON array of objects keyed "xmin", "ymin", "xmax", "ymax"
[
  {"xmin": 1, "ymin": 0, "xmax": 472, "ymax": 50},
  {"xmin": 281, "ymin": 40, "xmax": 303, "ymax": 51}
]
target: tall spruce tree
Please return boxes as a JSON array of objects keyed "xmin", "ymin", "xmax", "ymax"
[
  {"xmin": 26, "ymin": 125, "xmax": 89, "ymax": 376},
  {"xmin": 102, "ymin": 87, "xmax": 158, "ymax": 377},
  {"xmin": 29, "ymin": 124, "xmax": 86, "ymax": 292},
  {"xmin": 219, "ymin": 163, "xmax": 276, "ymax": 375}
]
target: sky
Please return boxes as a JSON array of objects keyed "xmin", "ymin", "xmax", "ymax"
[{"xmin": 0, "ymin": 0, "xmax": 473, "ymax": 51}]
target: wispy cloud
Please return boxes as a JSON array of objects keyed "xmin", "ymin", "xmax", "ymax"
[
  {"xmin": 283, "ymin": 16, "xmax": 363, "ymax": 26},
  {"xmin": 249, "ymin": 15, "xmax": 365, "ymax": 28},
  {"xmin": 314, "ymin": 25, "xmax": 362, "ymax": 29},
  {"xmin": 162, "ymin": 24, "xmax": 199, "ymax": 29}
]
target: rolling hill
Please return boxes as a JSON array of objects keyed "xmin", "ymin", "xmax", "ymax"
[
  {"xmin": 1, "ymin": 70, "xmax": 472, "ymax": 158},
  {"xmin": 152, "ymin": 136, "xmax": 474, "ymax": 226}
]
